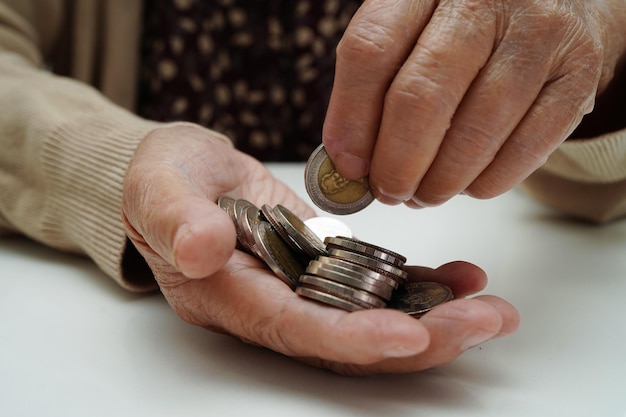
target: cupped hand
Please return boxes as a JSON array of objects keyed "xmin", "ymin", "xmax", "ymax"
[
  {"xmin": 122, "ymin": 124, "xmax": 519, "ymax": 375},
  {"xmin": 324, "ymin": 0, "xmax": 626, "ymax": 207}
]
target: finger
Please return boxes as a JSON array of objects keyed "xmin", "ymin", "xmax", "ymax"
[
  {"xmin": 123, "ymin": 161, "xmax": 237, "ymax": 279},
  {"xmin": 412, "ymin": 27, "xmax": 552, "ymax": 206},
  {"xmin": 128, "ymin": 180, "xmax": 236, "ymax": 279},
  {"xmin": 466, "ymin": 64, "xmax": 598, "ymax": 198},
  {"xmin": 472, "ymin": 295, "xmax": 521, "ymax": 337},
  {"xmin": 323, "ymin": 0, "xmax": 437, "ymax": 179},
  {"xmin": 187, "ymin": 260, "xmax": 431, "ymax": 365},
  {"xmin": 369, "ymin": 1, "xmax": 497, "ymax": 204},
  {"xmin": 414, "ymin": 8, "xmax": 601, "ymax": 205},
  {"xmin": 403, "ymin": 296, "xmax": 516, "ymax": 367},
  {"xmin": 313, "ymin": 295, "xmax": 518, "ymax": 375},
  {"xmin": 405, "ymin": 261, "xmax": 488, "ymax": 298}
]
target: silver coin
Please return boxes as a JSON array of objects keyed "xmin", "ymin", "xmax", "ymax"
[
  {"xmin": 233, "ymin": 199, "xmax": 258, "ymax": 254},
  {"xmin": 299, "ymin": 274, "xmax": 386, "ymax": 309},
  {"xmin": 238, "ymin": 204, "xmax": 264, "ymax": 258},
  {"xmin": 305, "ymin": 260, "xmax": 394, "ymax": 300},
  {"xmin": 311, "ymin": 256, "xmax": 398, "ymax": 288},
  {"xmin": 296, "ymin": 286, "xmax": 365, "ymax": 312},
  {"xmin": 327, "ymin": 247, "xmax": 408, "ymax": 282},
  {"xmin": 325, "ymin": 236, "xmax": 406, "ymax": 267},
  {"xmin": 252, "ymin": 221, "xmax": 307, "ymax": 290},
  {"xmin": 260, "ymin": 204, "xmax": 308, "ymax": 261},
  {"xmin": 217, "ymin": 195, "xmax": 236, "ymax": 213},
  {"xmin": 271, "ymin": 204, "xmax": 327, "ymax": 258},
  {"xmin": 388, "ymin": 281, "xmax": 454, "ymax": 318},
  {"xmin": 304, "ymin": 144, "xmax": 374, "ymax": 215},
  {"xmin": 304, "ymin": 216, "xmax": 353, "ymax": 241}
]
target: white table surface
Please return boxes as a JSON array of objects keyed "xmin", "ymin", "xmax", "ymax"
[{"xmin": 2, "ymin": 163, "xmax": 625, "ymax": 417}]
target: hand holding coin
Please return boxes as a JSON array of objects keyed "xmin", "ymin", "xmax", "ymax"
[{"xmin": 122, "ymin": 124, "xmax": 519, "ymax": 375}]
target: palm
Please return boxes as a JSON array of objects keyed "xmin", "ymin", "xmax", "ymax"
[{"xmin": 123, "ymin": 125, "xmax": 519, "ymax": 375}]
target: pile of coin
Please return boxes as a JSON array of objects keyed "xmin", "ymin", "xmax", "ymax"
[
  {"xmin": 218, "ymin": 195, "xmax": 453, "ymax": 317},
  {"xmin": 298, "ymin": 236, "xmax": 408, "ymax": 311}
]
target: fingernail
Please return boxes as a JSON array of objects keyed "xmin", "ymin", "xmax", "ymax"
[
  {"xmin": 461, "ymin": 330, "xmax": 496, "ymax": 351},
  {"xmin": 372, "ymin": 193, "xmax": 400, "ymax": 206},
  {"xmin": 410, "ymin": 195, "xmax": 441, "ymax": 208},
  {"xmin": 383, "ymin": 344, "xmax": 423, "ymax": 358},
  {"xmin": 172, "ymin": 223, "xmax": 189, "ymax": 269},
  {"xmin": 376, "ymin": 190, "xmax": 412, "ymax": 206},
  {"xmin": 334, "ymin": 152, "xmax": 368, "ymax": 179},
  {"xmin": 404, "ymin": 199, "xmax": 424, "ymax": 209}
]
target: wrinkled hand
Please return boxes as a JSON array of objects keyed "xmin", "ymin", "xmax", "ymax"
[
  {"xmin": 324, "ymin": 0, "xmax": 626, "ymax": 207},
  {"xmin": 122, "ymin": 125, "xmax": 519, "ymax": 375}
]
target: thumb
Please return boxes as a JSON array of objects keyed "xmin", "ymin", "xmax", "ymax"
[
  {"xmin": 123, "ymin": 170, "xmax": 237, "ymax": 279},
  {"xmin": 169, "ymin": 194, "xmax": 237, "ymax": 278}
]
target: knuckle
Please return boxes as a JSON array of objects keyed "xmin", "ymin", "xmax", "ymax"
[
  {"xmin": 386, "ymin": 69, "xmax": 456, "ymax": 118},
  {"xmin": 337, "ymin": 22, "xmax": 395, "ymax": 64},
  {"xmin": 373, "ymin": 166, "xmax": 418, "ymax": 201},
  {"xmin": 448, "ymin": 123, "xmax": 503, "ymax": 162}
]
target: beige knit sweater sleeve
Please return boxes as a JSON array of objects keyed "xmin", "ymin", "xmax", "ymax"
[
  {"xmin": 0, "ymin": 2, "xmax": 162, "ymax": 290},
  {"xmin": 522, "ymin": 132, "xmax": 626, "ymax": 223}
]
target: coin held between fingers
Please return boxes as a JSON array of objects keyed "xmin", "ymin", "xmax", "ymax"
[{"xmin": 305, "ymin": 144, "xmax": 374, "ymax": 215}]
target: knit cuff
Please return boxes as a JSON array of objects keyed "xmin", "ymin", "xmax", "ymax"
[
  {"xmin": 41, "ymin": 107, "xmax": 164, "ymax": 290},
  {"xmin": 541, "ymin": 129, "xmax": 626, "ymax": 184}
]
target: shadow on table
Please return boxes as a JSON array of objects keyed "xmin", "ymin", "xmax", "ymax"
[
  {"xmin": 1, "ymin": 235, "xmax": 516, "ymax": 414},
  {"xmin": 134, "ymin": 300, "xmax": 518, "ymax": 415}
]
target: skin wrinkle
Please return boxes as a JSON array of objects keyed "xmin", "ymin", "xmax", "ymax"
[
  {"xmin": 120, "ymin": 0, "xmax": 626, "ymax": 373},
  {"xmin": 412, "ymin": 0, "xmax": 608, "ymax": 206},
  {"xmin": 337, "ymin": 19, "xmax": 396, "ymax": 57}
]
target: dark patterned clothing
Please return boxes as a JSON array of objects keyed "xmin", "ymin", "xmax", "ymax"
[{"xmin": 137, "ymin": 0, "xmax": 362, "ymax": 161}]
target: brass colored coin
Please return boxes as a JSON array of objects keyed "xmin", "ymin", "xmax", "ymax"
[
  {"xmin": 296, "ymin": 286, "xmax": 364, "ymax": 312},
  {"xmin": 388, "ymin": 281, "xmax": 454, "ymax": 318},
  {"xmin": 305, "ymin": 260, "xmax": 394, "ymax": 300},
  {"xmin": 299, "ymin": 274, "xmax": 386, "ymax": 309},
  {"xmin": 325, "ymin": 236, "xmax": 406, "ymax": 267},
  {"xmin": 304, "ymin": 144, "xmax": 374, "ymax": 215},
  {"xmin": 253, "ymin": 221, "xmax": 306, "ymax": 290}
]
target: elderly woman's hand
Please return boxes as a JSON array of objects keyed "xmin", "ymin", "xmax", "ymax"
[
  {"xmin": 324, "ymin": 0, "xmax": 626, "ymax": 207},
  {"xmin": 121, "ymin": 124, "xmax": 519, "ymax": 375}
]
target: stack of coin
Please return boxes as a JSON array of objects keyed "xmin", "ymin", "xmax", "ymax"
[
  {"xmin": 296, "ymin": 236, "xmax": 408, "ymax": 311},
  {"xmin": 218, "ymin": 195, "xmax": 453, "ymax": 317},
  {"xmin": 218, "ymin": 195, "xmax": 327, "ymax": 290}
]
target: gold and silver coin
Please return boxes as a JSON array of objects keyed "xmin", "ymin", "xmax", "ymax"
[
  {"xmin": 218, "ymin": 195, "xmax": 454, "ymax": 318},
  {"xmin": 304, "ymin": 144, "xmax": 374, "ymax": 215}
]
